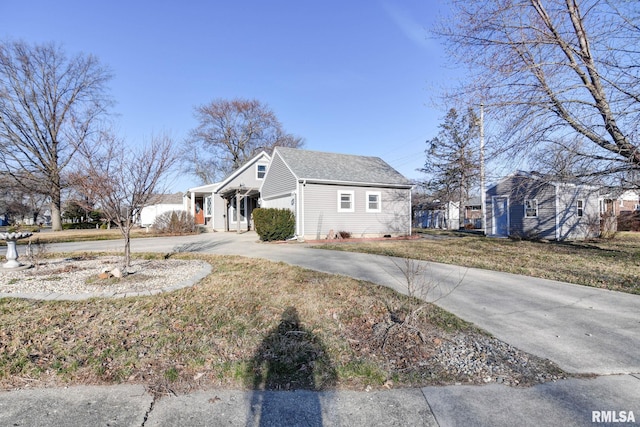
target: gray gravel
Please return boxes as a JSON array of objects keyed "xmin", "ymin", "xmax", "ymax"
[
  {"xmin": 432, "ymin": 332, "xmax": 566, "ymax": 386},
  {"xmin": 0, "ymin": 256, "xmax": 210, "ymax": 299}
]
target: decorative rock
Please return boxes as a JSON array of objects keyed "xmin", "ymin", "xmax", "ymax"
[
  {"xmin": 111, "ymin": 267, "xmax": 123, "ymax": 278},
  {"xmin": 98, "ymin": 272, "xmax": 112, "ymax": 280}
]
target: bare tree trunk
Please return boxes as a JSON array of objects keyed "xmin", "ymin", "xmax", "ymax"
[
  {"xmin": 123, "ymin": 229, "xmax": 131, "ymax": 268},
  {"xmin": 50, "ymin": 198, "xmax": 62, "ymax": 231}
]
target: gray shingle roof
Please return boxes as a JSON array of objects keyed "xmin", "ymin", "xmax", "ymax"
[
  {"xmin": 148, "ymin": 192, "xmax": 184, "ymax": 205},
  {"xmin": 275, "ymin": 147, "xmax": 412, "ymax": 187}
]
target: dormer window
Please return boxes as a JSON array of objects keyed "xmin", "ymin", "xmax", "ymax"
[{"xmin": 257, "ymin": 164, "xmax": 267, "ymax": 179}]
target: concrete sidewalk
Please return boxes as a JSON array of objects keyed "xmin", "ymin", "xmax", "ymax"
[
  {"xmin": 4, "ymin": 232, "xmax": 638, "ymax": 425},
  {"xmin": 1, "ymin": 376, "xmax": 638, "ymax": 426}
]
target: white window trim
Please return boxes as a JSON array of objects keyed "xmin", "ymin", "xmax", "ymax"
[
  {"xmin": 337, "ymin": 190, "xmax": 355, "ymax": 213},
  {"xmin": 256, "ymin": 163, "xmax": 267, "ymax": 180},
  {"xmin": 366, "ymin": 191, "xmax": 382, "ymax": 213},
  {"xmin": 524, "ymin": 198, "xmax": 538, "ymax": 218}
]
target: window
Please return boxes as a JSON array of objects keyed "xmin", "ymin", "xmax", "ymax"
[
  {"xmin": 337, "ymin": 191, "xmax": 354, "ymax": 212},
  {"xmin": 366, "ymin": 191, "xmax": 381, "ymax": 213},
  {"xmin": 257, "ymin": 164, "xmax": 267, "ymax": 179},
  {"xmin": 524, "ymin": 199, "xmax": 538, "ymax": 217},
  {"xmin": 205, "ymin": 196, "xmax": 212, "ymax": 217},
  {"xmin": 577, "ymin": 199, "xmax": 584, "ymax": 217}
]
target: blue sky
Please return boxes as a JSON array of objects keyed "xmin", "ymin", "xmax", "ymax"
[{"xmin": 1, "ymin": 1, "xmax": 461, "ymax": 192}]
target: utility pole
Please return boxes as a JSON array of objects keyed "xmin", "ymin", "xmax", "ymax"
[{"xmin": 480, "ymin": 103, "xmax": 487, "ymax": 235}]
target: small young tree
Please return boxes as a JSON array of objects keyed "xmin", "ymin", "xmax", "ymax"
[{"xmin": 72, "ymin": 131, "xmax": 177, "ymax": 267}]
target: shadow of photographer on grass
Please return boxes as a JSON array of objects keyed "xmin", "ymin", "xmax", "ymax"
[{"xmin": 245, "ymin": 306, "xmax": 337, "ymax": 426}]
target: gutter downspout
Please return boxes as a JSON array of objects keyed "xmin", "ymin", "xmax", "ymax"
[
  {"xmin": 409, "ymin": 188, "xmax": 412, "ymax": 236},
  {"xmin": 298, "ymin": 180, "xmax": 306, "ymax": 241}
]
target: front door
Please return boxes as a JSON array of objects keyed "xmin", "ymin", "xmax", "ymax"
[
  {"xmin": 492, "ymin": 196, "xmax": 509, "ymax": 237},
  {"xmin": 194, "ymin": 197, "xmax": 205, "ymax": 225}
]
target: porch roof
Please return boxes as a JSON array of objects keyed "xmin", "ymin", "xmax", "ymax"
[{"xmin": 217, "ymin": 186, "xmax": 260, "ymax": 199}]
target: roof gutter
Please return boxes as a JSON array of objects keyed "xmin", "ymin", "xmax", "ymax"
[{"xmin": 298, "ymin": 178, "xmax": 413, "ymax": 189}]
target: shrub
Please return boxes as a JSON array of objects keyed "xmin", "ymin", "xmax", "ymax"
[
  {"xmin": 153, "ymin": 211, "xmax": 197, "ymax": 234},
  {"xmin": 62, "ymin": 222, "xmax": 97, "ymax": 230},
  {"xmin": 252, "ymin": 208, "xmax": 295, "ymax": 241}
]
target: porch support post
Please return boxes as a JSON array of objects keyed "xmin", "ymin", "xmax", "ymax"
[
  {"xmin": 190, "ymin": 192, "xmax": 195, "ymax": 219},
  {"xmin": 236, "ymin": 190, "xmax": 241, "ymax": 233},
  {"xmin": 224, "ymin": 198, "xmax": 229, "ymax": 232}
]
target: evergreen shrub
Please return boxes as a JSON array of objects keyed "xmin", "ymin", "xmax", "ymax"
[{"xmin": 252, "ymin": 208, "xmax": 295, "ymax": 241}]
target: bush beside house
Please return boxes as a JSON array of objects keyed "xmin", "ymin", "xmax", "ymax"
[{"xmin": 252, "ymin": 208, "xmax": 295, "ymax": 241}]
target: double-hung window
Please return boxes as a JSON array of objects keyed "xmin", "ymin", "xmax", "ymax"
[
  {"xmin": 366, "ymin": 191, "xmax": 382, "ymax": 213},
  {"xmin": 256, "ymin": 164, "xmax": 267, "ymax": 179},
  {"xmin": 577, "ymin": 200, "xmax": 584, "ymax": 217},
  {"xmin": 524, "ymin": 199, "xmax": 538, "ymax": 217},
  {"xmin": 337, "ymin": 191, "xmax": 354, "ymax": 212}
]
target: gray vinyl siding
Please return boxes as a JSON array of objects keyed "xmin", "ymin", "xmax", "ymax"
[
  {"xmin": 261, "ymin": 153, "xmax": 296, "ymax": 199},
  {"xmin": 301, "ymin": 183, "xmax": 410, "ymax": 239},
  {"xmin": 220, "ymin": 161, "xmax": 265, "ymax": 191},
  {"xmin": 486, "ymin": 174, "xmax": 600, "ymax": 240},
  {"xmin": 487, "ymin": 176, "xmax": 557, "ymax": 239},
  {"xmin": 557, "ymin": 185, "xmax": 600, "ymax": 240},
  {"xmin": 261, "ymin": 194, "xmax": 295, "ymax": 210}
]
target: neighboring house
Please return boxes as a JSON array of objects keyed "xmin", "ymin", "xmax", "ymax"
[
  {"xmin": 600, "ymin": 190, "xmax": 640, "ymax": 215},
  {"xmin": 485, "ymin": 171, "xmax": 599, "ymax": 240},
  {"xmin": 260, "ymin": 147, "xmax": 413, "ymax": 240},
  {"xmin": 413, "ymin": 201, "xmax": 459, "ymax": 230},
  {"xmin": 600, "ymin": 190, "xmax": 640, "ymax": 232},
  {"xmin": 186, "ymin": 151, "xmax": 271, "ymax": 232},
  {"xmin": 413, "ymin": 197, "xmax": 482, "ymax": 230},
  {"xmin": 139, "ymin": 193, "xmax": 186, "ymax": 228},
  {"xmin": 464, "ymin": 196, "xmax": 483, "ymax": 229}
]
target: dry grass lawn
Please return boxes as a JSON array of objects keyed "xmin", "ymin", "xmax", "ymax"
[
  {"xmin": 0, "ymin": 228, "xmax": 166, "ymax": 245},
  {"xmin": 315, "ymin": 231, "xmax": 640, "ymax": 294},
  {"xmin": 0, "ymin": 254, "xmax": 564, "ymax": 394}
]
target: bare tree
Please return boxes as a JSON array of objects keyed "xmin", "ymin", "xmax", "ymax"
[
  {"xmin": 436, "ymin": 0, "xmax": 640, "ymax": 186},
  {"xmin": 420, "ymin": 107, "xmax": 480, "ymax": 226},
  {"xmin": 72, "ymin": 132, "xmax": 177, "ymax": 267},
  {"xmin": 0, "ymin": 40, "xmax": 112, "ymax": 231},
  {"xmin": 183, "ymin": 98, "xmax": 303, "ymax": 183},
  {"xmin": 0, "ymin": 171, "xmax": 49, "ymax": 225}
]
